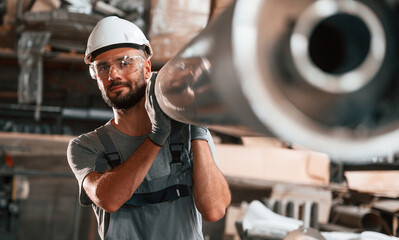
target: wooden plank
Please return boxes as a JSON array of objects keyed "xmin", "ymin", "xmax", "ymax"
[{"xmin": 0, "ymin": 132, "xmax": 73, "ymax": 157}]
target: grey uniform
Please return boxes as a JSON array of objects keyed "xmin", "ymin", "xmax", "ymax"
[{"xmin": 67, "ymin": 121, "xmax": 217, "ymax": 240}]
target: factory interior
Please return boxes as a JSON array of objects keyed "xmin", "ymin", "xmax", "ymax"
[{"xmin": 2, "ymin": 0, "xmax": 399, "ymax": 239}]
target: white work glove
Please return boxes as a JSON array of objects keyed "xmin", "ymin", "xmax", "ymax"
[
  {"xmin": 145, "ymin": 75, "xmax": 171, "ymax": 146},
  {"xmin": 191, "ymin": 125, "xmax": 209, "ymax": 141}
]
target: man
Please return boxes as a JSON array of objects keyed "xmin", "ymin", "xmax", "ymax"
[{"xmin": 67, "ymin": 16, "xmax": 231, "ymax": 240}]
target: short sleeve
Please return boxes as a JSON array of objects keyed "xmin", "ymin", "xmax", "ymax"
[
  {"xmin": 67, "ymin": 136, "xmax": 102, "ymax": 206},
  {"xmin": 205, "ymin": 129, "xmax": 218, "ymax": 166}
]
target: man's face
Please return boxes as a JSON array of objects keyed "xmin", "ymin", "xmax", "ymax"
[{"xmin": 92, "ymin": 48, "xmax": 152, "ymax": 110}]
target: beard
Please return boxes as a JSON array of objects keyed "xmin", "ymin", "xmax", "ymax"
[{"xmin": 101, "ymin": 71, "xmax": 146, "ymax": 110}]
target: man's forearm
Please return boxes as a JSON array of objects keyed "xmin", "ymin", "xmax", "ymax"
[
  {"xmin": 84, "ymin": 137, "xmax": 161, "ymax": 212},
  {"xmin": 192, "ymin": 139, "xmax": 231, "ymax": 222}
]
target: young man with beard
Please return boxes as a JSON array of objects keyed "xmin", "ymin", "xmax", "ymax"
[{"xmin": 67, "ymin": 16, "xmax": 231, "ymax": 239}]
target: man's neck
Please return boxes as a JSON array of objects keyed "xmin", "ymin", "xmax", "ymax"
[{"xmin": 111, "ymin": 99, "xmax": 152, "ymax": 137}]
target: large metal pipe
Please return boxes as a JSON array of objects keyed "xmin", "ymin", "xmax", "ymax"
[
  {"xmin": 155, "ymin": 0, "xmax": 399, "ymax": 161},
  {"xmin": 330, "ymin": 205, "xmax": 382, "ymax": 232}
]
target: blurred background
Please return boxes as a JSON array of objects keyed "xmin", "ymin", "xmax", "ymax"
[{"xmin": 2, "ymin": 0, "xmax": 399, "ymax": 240}]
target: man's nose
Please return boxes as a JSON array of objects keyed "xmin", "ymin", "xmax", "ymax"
[{"xmin": 108, "ymin": 65, "xmax": 121, "ymax": 81}]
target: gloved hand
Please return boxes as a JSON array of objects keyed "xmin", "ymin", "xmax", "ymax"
[
  {"xmin": 145, "ymin": 75, "xmax": 171, "ymax": 146},
  {"xmin": 191, "ymin": 125, "xmax": 209, "ymax": 141}
]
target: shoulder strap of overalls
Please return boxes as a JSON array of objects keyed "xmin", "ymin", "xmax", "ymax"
[
  {"xmin": 169, "ymin": 120, "xmax": 186, "ymax": 163},
  {"xmin": 93, "ymin": 126, "xmax": 121, "ymax": 173}
]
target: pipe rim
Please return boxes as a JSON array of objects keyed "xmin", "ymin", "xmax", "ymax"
[{"xmin": 290, "ymin": 0, "xmax": 386, "ymax": 94}]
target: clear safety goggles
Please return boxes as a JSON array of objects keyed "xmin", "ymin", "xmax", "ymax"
[{"xmin": 90, "ymin": 55, "xmax": 145, "ymax": 79}]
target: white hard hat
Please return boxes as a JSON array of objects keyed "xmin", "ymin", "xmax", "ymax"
[{"xmin": 84, "ymin": 16, "xmax": 153, "ymax": 64}]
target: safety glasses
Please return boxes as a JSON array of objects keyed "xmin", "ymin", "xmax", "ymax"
[{"xmin": 90, "ymin": 55, "xmax": 145, "ymax": 80}]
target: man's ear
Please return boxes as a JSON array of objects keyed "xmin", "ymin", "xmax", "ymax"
[{"xmin": 144, "ymin": 60, "xmax": 152, "ymax": 80}]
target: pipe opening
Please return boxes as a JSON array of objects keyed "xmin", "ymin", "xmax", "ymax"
[
  {"xmin": 309, "ymin": 14, "xmax": 371, "ymax": 74},
  {"xmin": 361, "ymin": 212, "xmax": 382, "ymax": 231}
]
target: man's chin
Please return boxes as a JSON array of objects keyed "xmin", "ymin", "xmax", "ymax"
[
  {"xmin": 103, "ymin": 85, "xmax": 145, "ymax": 110},
  {"xmin": 107, "ymin": 96, "xmax": 144, "ymax": 110}
]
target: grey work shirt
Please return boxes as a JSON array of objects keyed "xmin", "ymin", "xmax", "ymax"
[{"xmin": 67, "ymin": 120, "xmax": 217, "ymax": 240}]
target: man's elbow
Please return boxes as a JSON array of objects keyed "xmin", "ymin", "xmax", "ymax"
[
  {"xmin": 202, "ymin": 194, "xmax": 231, "ymax": 222},
  {"xmin": 101, "ymin": 202, "xmax": 121, "ymax": 213},
  {"xmin": 92, "ymin": 189, "xmax": 123, "ymax": 213},
  {"xmin": 202, "ymin": 207, "xmax": 227, "ymax": 222}
]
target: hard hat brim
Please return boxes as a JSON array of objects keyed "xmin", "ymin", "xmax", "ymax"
[{"xmin": 86, "ymin": 43, "xmax": 151, "ymax": 63}]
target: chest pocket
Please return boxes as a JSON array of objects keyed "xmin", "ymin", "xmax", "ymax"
[{"xmin": 94, "ymin": 121, "xmax": 193, "ymax": 207}]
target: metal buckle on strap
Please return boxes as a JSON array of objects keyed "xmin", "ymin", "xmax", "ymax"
[
  {"xmin": 169, "ymin": 143, "xmax": 184, "ymax": 163},
  {"xmin": 93, "ymin": 157, "xmax": 107, "ymax": 174},
  {"xmin": 104, "ymin": 152, "xmax": 121, "ymax": 168}
]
